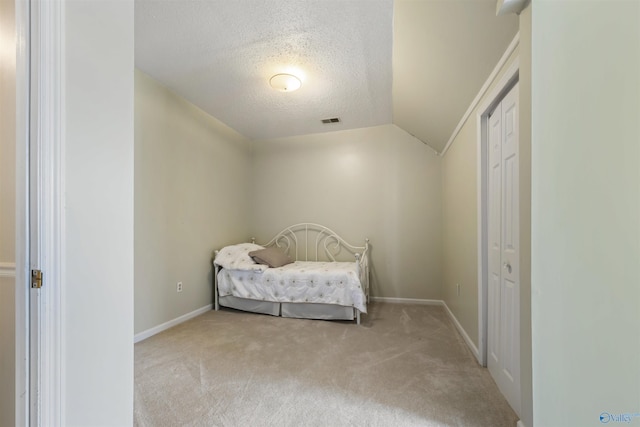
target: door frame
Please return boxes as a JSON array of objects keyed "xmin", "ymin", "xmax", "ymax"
[
  {"xmin": 16, "ymin": 0, "xmax": 65, "ymax": 424},
  {"xmin": 476, "ymin": 58, "xmax": 519, "ymax": 367}
]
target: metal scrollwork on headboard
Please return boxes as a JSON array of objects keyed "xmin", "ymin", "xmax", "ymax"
[{"xmin": 253, "ymin": 223, "xmax": 368, "ymax": 263}]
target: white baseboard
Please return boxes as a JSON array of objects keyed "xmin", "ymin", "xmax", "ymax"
[
  {"xmin": 134, "ymin": 304, "xmax": 212, "ymax": 343},
  {"xmin": 370, "ymin": 296, "xmax": 444, "ymax": 305},
  {"xmin": 516, "ymin": 421, "xmax": 527, "ymax": 427},
  {"xmin": 441, "ymin": 302, "xmax": 481, "ymax": 364}
]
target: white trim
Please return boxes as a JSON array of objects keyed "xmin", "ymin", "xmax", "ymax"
[
  {"xmin": 516, "ymin": 421, "xmax": 527, "ymax": 427},
  {"xmin": 477, "ymin": 60, "xmax": 520, "ymax": 118},
  {"xmin": 476, "ymin": 58, "xmax": 520, "ymax": 369},
  {"xmin": 440, "ymin": 33, "xmax": 520, "ymax": 157},
  {"xmin": 496, "ymin": 0, "xmax": 528, "ymax": 16},
  {"xmin": 476, "ymin": 105, "xmax": 489, "ymax": 367},
  {"xmin": 134, "ymin": 305, "xmax": 213, "ymax": 343},
  {"xmin": 0, "ymin": 262, "xmax": 16, "ymax": 277},
  {"xmin": 442, "ymin": 302, "xmax": 481, "ymax": 363},
  {"xmin": 370, "ymin": 296, "xmax": 443, "ymax": 305},
  {"xmin": 31, "ymin": 0, "xmax": 65, "ymax": 425}
]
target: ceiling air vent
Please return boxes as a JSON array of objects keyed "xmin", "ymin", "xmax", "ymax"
[{"xmin": 321, "ymin": 117, "xmax": 341, "ymax": 124}]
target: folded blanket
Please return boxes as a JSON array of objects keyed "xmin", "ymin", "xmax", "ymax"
[{"xmin": 215, "ymin": 243, "xmax": 269, "ymax": 272}]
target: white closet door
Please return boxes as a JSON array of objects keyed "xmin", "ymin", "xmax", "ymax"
[{"xmin": 487, "ymin": 82, "xmax": 520, "ymax": 416}]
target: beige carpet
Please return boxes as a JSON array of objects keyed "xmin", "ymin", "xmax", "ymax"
[{"xmin": 134, "ymin": 302, "xmax": 518, "ymax": 427}]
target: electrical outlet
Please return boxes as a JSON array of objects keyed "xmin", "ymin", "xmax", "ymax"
[
  {"xmin": 177, "ymin": 282, "xmax": 183, "ymax": 293},
  {"xmin": 456, "ymin": 283, "xmax": 460, "ymax": 296}
]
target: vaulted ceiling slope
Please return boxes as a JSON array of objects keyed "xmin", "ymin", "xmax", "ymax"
[
  {"xmin": 135, "ymin": 1, "xmax": 518, "ymax": 151},
  {"xmin": 393, "ymin": 0, "xmax": 518, "ymax": 152}
]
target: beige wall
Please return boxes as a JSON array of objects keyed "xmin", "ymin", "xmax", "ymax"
[
  {"xmin": 0, "ymin": 0, "xmax": 16, "ymax": 424},
  {"xmin": 441, "ymin": 20, "xmax": 532, "ymax": 424},
  {"xmin": 532, "ymin": 2, "xmax": 639, "ymax": 426},
  {"xmin": 0, "ymin": 276, "xmax": 15, "ymax": 427},
  {"xmin": 251, "ymin": 125, "xmax": 443, "ymax": 299},
  {"xmin": 440, "ymin": 107, "xmax": 480, "ymax": 341},
  {"xmin": 441, "ymin": 47, "xmax": 519, "ymax": 346},
  {"xmin": 0, "ymin": 0, "xmax": 15, "ymax": 263},
  {"xmin": 134, "ymin": 70, "xmax": 253, "ymax": 334}
]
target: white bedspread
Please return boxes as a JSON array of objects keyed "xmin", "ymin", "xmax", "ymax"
[{"xmin": 217, "ymin": 261, "xmax": 367, "ymax": 313}]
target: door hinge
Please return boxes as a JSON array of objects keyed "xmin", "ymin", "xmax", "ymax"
[{"xmin": 31, "ymin": 269, "xmax": 43, "ymax": 288}]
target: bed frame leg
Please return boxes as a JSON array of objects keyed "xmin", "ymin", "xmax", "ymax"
[
  {"xmin": 356, "ymin": 310, "xmax": 361, "ymax": 325},
  {"xmin": 214, "ymin": 260, "xmax": 220, "ymax": 311}
]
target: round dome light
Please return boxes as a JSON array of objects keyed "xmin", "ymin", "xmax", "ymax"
[{"xmin": 269, "ymin": 73, "xmax": 302, "ymax": 92}]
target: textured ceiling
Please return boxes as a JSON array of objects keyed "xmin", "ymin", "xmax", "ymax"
[
  {"xmin": 135, "ymin": 0, "xmax": 518, "ymax": 151},
  {"xmin": 135, "ymin": 0, "xmax": 394, "ymax": 140}
]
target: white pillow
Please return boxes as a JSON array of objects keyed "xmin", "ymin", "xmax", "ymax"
[{"xmin": 215, "ymin": 243, "xmax": 267, "ymax": 271}]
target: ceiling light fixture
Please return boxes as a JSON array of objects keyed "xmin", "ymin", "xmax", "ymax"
[{"xmin": 269, "ymin": 73, "xmax": 302, "ymax": 92}]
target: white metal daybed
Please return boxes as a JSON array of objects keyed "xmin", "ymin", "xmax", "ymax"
[{"xmin": 213, "ymin": 223, "xmax": 370, "ymax": 324}]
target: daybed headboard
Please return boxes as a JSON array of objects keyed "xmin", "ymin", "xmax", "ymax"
[{"xmin": 252, "ymin": 223, "xmax": 369, "ymax": 263}]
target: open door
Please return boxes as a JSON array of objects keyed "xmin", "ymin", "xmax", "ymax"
[{"xmin": 13, "ymin": 0, "xmax": 64, "ymax": 424}]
